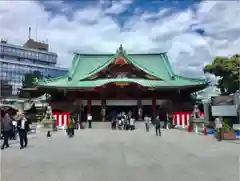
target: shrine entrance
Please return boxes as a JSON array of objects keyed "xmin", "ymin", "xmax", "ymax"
[
  {"xmin": 107, "ymin": 106, "xmax": 137, "ymax": 120},
  {"xmin": 105, "ymin": 100, "xmax": 137, "ymax": 121},
  {"xmin": 142, "ymin": 105, "xmax": 153, "ymax": 117}
]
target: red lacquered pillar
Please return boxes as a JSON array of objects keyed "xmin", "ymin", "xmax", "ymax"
[
  {"xmin": 152, "ymin": 98, "xmax": 156, "ymax": 119},
  {"xmin": 87, "ymin": 99, "xmax": 91, "ymax": 115}
]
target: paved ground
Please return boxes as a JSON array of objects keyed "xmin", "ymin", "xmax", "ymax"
[{"xmin": 1, "ymin": 127, "xmax": 240, "ymax": 181}]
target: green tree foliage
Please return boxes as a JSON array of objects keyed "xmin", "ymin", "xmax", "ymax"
[
  {"xmin": 22, "ymin": 71, "xmax": 42, "ymax": 88},
  {"xmin": 203, "ymin": 55, "xmax": 240, "ymax": 94}
]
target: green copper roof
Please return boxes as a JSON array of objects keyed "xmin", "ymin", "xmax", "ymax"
[
  {"xmin": 37, "ymin": 45, "xmax": 208, "ymax": 89},
  {"xmin": 38, "ymin": 77, "xmax": 207, "ymax": 88},
  {"xmin": 69, "ymin": 54, "xmax": 115, "ymax": 83}
]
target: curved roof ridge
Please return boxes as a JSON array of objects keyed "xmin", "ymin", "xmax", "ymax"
[
  {"xmin": 124, "ymin": 54, "xmax": 165, "ymax": 80},
  {"xmin": 68, "ymin": 54, "xmax": 80, "ymax": 79},
  {"xmin": 160, "ymin": 54, "xmax": 174, "ymax": 78},
  {"xmin": 162, "ymin": 53, "xmax": 175, "ymax": 76},
  {"xmin": 78, "ymin": 55, "xmax": 116, "ymax": 81}
]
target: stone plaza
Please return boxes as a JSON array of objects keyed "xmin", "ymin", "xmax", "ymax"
[{"xmin": 1, "ymin": 126, "xmax": 240, "ymax": 181}]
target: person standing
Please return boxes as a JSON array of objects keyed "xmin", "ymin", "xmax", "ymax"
[
  {"xmin": 155, "ymin": 116, "xmax": 161, "ymax": 136},
  {"xmin": 124, "ymin": 114, "xmax": 129, "ymax": 130},
  {"xmin": 215, "ymin": 117, "xmax": 223, "ymax": 141},
  {"xmin": 1, "ymin": 112, "xmax": 13, "ymax": 150},
  {"xmin": 118, "ymin": 113, "xmax": 123, "ymax": 130},
  {"xmin": 144, "ymin": 115, "xmax": 150, "ymax": 132},
  {"xmin": 87, "ymin": 113, "xmax": 92, "ymax": 129},
  {"xmin": 11, "ymin": 118, "xmax": 17, "ymax": 140},
  {"xmin": 111, "ymin": 118, "xmax": 117, "ymax": 130},
  {"xmin": 17, "ymin": 113, "xmax": 30, "ymax": 149},
  {"xmin": 129, "ymin": 118, "xmax": 135, "ymax": 131}
]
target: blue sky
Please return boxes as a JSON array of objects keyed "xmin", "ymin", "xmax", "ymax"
[
  {"xmin": 41, "ymin": 0, "xmax": 201, "ymax": 28},
  {"xmin": 0, "ymin": 1, "xmax": 239, "ymax": 80}
]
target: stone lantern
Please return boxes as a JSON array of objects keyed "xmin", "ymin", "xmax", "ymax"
[{"xmin": 138, "ymin": 107, "xmax": 142, "ymax": 121}]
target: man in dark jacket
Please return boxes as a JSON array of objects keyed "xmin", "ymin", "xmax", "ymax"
[
  {"xmin": 16, "ymin": 113, "xmax": 30, "ymax": 149},
  {"xmin": 155, "ymin": 116, "xmax": 161, "ymax": 136},
  {"xmin": 1, "ymin": 112, "xmax": 13, "ymax": 150}
]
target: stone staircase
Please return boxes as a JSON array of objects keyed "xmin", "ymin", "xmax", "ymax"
[{"xmin": 86, "ymin": 122, "xmax": 146, "ymax": 129}]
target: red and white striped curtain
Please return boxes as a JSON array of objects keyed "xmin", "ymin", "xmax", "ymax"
[
  {"xmin": 172, "ymin": 112, "xmax": 204, "ymax": 128},
  {"xmin": 52, "ymin": 112, "xmax": 70, "ymax": 128}
]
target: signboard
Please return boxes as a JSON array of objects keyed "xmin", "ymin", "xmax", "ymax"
[
  {"xmin": 233, "ymin": 124, "xmax": 240, "ymax": 130},
  {"xmin": 115, "ymin": 82, "xmax": 129, "ymax": 87},
  {"xmin": 106, "ymin": 100, "xmax": 137, "ymax": 106},
  {"xmin": 211, "ymin": 96, "xmax": 234, "ymax": 105},
  {"xmin": 211, "ymin": 105, "xmax": 237, "ymax": 117}
]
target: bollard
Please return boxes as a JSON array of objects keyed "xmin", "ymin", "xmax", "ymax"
[{"xmin": 204, "ymin": 127, "xmax": 208, "ymax": 136}]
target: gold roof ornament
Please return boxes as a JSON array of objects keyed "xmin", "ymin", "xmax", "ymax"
[{"xmin": 115, "ymin": 82, "xmax": 129, "ymax": 87}]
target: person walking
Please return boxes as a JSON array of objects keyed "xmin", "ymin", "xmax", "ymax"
[
  {"xmin": 16, "ymin": 112, "xmax": 30, "ymax": 149},
  {"xmin": 1, "ymin": 112, "xmax": 13, "ymax": 150},
  {"xmin": 155, "ymin": 116, "xmax": 161, "ymax": 136},
  {"xmin": 67, "ymin": 116, "xmax": 74, "ymax": 137},
  {"xmin": 215, "ymin": 117, "xmax": 223, "ymax": 141}
]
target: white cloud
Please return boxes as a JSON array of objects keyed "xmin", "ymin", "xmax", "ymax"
[
  {"xmin": 0, "ymin": 1, "xmax": 239, "ymax": 80},
  {"xmin": 104, "ymin": 0, "xmax": 132, "ymax": 14}
]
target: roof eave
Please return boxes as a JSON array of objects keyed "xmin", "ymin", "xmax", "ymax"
[
  {"xmin": 73, "ymin": 52, "xmax": 167, "ymax": 56},
  {"xmin": 35, "ymin": 82, "xmax": 208, "ymax": 90}
]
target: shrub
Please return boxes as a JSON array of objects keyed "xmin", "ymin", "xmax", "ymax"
[
  {"xmin": 223, "ymin": 119, "xmax": 233, "ymax": 133},
  {"xmin": 189, "ymin": 117, "xmax": 193, "ymax": 127}
]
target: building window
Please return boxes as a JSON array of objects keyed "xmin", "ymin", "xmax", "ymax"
[
  {"xmin": 12, "ymin": 48, "xmax": 16, "ymax": 53},
  {"xmin": 20, "ymin": 50, "xmax": 24, "ymax": 56},
  {"xmin": 33, "ymin": 52, "xmax": 38, "ymax": 59}
]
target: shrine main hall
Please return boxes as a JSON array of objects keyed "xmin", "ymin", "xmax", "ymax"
[{"xmin": 29, "ymin": 45, "xmax": 208, "ymax": 121}]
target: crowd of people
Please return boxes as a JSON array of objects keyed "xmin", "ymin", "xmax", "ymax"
[
  {"xmin": 0, "ymin": 104, "xmax": 225, "ymax": 150},
  {"xmin": 64, "ymin": 109, "xmax": 166, "ymax": 137},
  {"xmin": 0, "ymin": 110, "xmax": 31, "ymax": 150},
  {"xmin": 109, "ymin": 111, "xmax": 163, "ymax": 136},
  {"xmin": 110, "ymin": 111, "xmax": 136, "ymax": 131}
]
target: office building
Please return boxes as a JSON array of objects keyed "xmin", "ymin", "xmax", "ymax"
[{"xmin": 0, "ymin": 38, "xmax": 68, "ymax": 96}]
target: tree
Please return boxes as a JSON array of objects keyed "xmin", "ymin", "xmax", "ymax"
[
  {"xmin": 22, "ymin": 71, "xmax": 42, "ymax": 88},
  {"xmin": 203, "ymin": 55, "xmax": 240, "ymax": 94}
]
